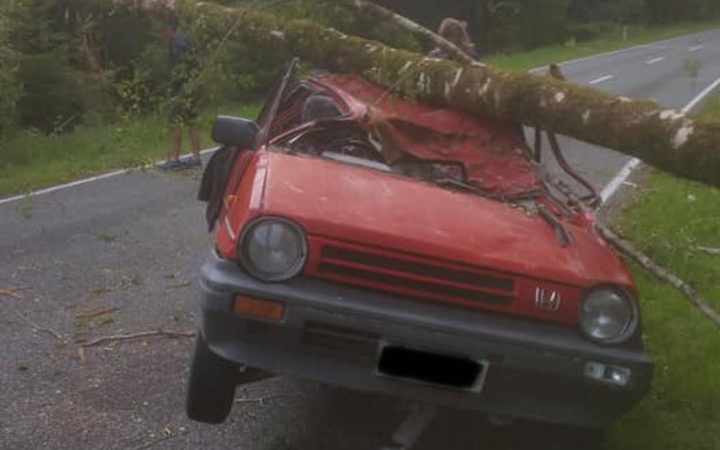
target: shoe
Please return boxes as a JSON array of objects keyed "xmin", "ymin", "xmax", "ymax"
[
  {"xmin": 157, "ymin": 159, "xmax": 184, "ymax": 170},
  {"xmin": 182, "ymin": 156, "xmax": 202, "ymax": 168}
]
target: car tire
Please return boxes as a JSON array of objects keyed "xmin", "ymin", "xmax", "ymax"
[{"xmin": 186, "ymin": 333, "xmax": 238, "ymax": 424}]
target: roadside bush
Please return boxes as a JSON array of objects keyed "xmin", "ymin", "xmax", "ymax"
[
  {"xmin": 0, "ymin": 3, "xmax": 21, "ymax": 136},
  {"xmin": 182, "ymin": 0, "xmax": 422, "ymax": 105},
  {"xmin": 563, "ymin": 21, "xmax": 616, "ymax": 42},
  {"xmin": 268, "ymin": 0, "xmax": 422, "ymax": 52},
  {"xmin": 17, "ymin": 53, "xmax": 86, "ymax": 133},
  {"xmin": 113, "ymin": 39, "xmax": 170, "ymax": 117}
]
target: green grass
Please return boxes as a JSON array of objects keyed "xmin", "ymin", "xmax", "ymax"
[
  {"xmin": 604, "ymin": 98, "xmax": 720, "ymax": 449},
  {"xmin": 0, "ymin": 103, "xmax": 260, "ymax": 196},
  {"xmin": 487, "ymin": 21, "xmax": 720, "ymax": 72}
]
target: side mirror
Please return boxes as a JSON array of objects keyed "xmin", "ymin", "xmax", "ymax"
[{"xmin": 211, "ymin": 116, "xmax": 259, "ymax": 149}]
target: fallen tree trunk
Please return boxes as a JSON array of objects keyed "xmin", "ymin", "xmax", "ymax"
[{"xmin": 167, "ymin": 0, "xmax": 720, "ymax": 188}]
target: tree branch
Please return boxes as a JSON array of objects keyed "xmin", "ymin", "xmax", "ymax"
[
  {"xmin": 0, "ymin": 286, "xmax": 29, "ymax": 298},
  {"xmin": 327, "ymin": 0, "xmax": 480, "ymax": 65},
  {"xmin": 540, "ymin": 169, "xmax": 720, "ymax": 328},
  {"xmin": 10, "ymin": 310, "xmax": 64, "ymax": 341},
  {"xmin": 597, "ymin": 226, "xmax": 720, "ymax": 327},
  {"xmin": 694, "ymin": 246, "xmax": 720, "ymax": 256},
  {"xmin": 78, "ymin": 329, "xmax": 196, "ymax": 347}
]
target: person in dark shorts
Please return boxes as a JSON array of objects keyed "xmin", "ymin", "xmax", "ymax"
[{"xmin": 158, "ymin": 16, "xmax": 202, "ymax": 170}]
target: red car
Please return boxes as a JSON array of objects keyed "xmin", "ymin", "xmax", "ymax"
[{"xmin": 188, "ymin": 61, "xmax": 653, "ymax": 430}]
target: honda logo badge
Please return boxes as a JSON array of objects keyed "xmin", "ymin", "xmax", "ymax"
[{"xmin": 535, "ymin": 288, "xmax": 561, "ymax": 311}]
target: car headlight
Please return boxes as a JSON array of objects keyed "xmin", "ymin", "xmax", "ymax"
[
  {"xmin": 579, "ymin": 287, "xmax": 637, "ymax": 343},
  {"xmin": 239, "ymin": 217, "xmax": 307, "ymax": 282}
]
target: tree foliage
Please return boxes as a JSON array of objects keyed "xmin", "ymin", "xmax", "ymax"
[
  {"xmin": 0, "ymin": 2, "xmax": 21, "ymax": 136},
  {"xmin": 2, "ymin": 0, "xmax": 720, "ymax": 136}
]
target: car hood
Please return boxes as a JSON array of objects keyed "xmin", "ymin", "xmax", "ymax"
[{"xmin": 258, "ymin": 152, "xmax": 632, "ymax": 288}]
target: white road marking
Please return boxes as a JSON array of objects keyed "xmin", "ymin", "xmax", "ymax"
[
  {"xmin": 600, "ymin": 159, "xmax": 642, "ymax": 203},
  {"xmin": 689, "ymin": 45, "xmax": 703, "ymax": 52},
  {"xmin": 601, "ymin": 75, "xmax": 720, "ymax": 203},
  {"xmin": 680, "ymin": 76, "xmax": 720, "ymax": 113},
  {"xmin": 0, "ymin": 147, "xmax": 220, "ymax": 205},
  {"xmin": 588, "ymin": 75, "xmax": 614, "ymax": 85},
  {"xmin": 645, "ymin": 56, "xmax": 666, "ymax": 65},
  {"xmin": 529, "ymin": 29, "xmax": 718, "ymax": 73}
]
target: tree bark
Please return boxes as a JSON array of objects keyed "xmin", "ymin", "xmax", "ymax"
[{"xmin": 165, "ymin": 0, "xmax": 719, "ymax": 188}]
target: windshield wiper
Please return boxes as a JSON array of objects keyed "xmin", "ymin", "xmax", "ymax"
[{"xmin": 434, "ymin": 178, "xmax": 544, "ymax": 203}]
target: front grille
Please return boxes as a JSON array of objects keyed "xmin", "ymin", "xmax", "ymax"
[
  {"xmin": 301, "ymin": 321, "xmax": 380, "ymax": 357},
  {"xmin": 322, "ymin": 246, "xmax": 514, "ymax": 292},
  {"xmin": 316, "ymin": 244, "xmax": 515, "ymax": 308}
]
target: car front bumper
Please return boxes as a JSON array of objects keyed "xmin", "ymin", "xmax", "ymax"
[{"xmin": 198, "ymin": 251, "xmax": 653, "ymax": 428}]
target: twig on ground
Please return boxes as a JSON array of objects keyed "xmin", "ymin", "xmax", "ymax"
[
  {"xmin": 78, "ymin": 329, "xmax": 196, "ymax": 348},
  {"xmin": 53, "ymin": 114, "xmax": 79, "ymax": 135},
  {"xmin": 694, "ymin": 246, "xmax": 720, "ymax": 256},
  {"xmin": 0, "ymin": 286, "xmax": 30, "ymax": 298},
  {"xmin": 133, "ymin": 426, "xmax": 183, "ymax": 450},
  {"xmin": 133, "ymin": 436, "xmax": 173, "ymax": 450},
  {"xmin": 10, "ymin": 310, "xmax": 64, "ymax": 341},
  {"xmin": 75, "ymin": 307, "xmax": 119, "ymax": 319},
  {"xmin": 234, "ymin": 393, "xmax": 302, "ymax": 406}
]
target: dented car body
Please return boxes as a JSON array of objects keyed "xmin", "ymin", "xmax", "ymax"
[{"xmin": 188, "ymin": 64, "xmax": 653, "ymax": 428}]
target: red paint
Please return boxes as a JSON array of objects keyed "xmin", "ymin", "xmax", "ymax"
[{"xmin": 215, "ymin": 74, "xmax": 637, "ymax": 326}]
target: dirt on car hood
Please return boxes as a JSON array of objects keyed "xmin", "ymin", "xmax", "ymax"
[{"xmin": 258, "ymin": 151, "xmax": 633, "ymax": 290}]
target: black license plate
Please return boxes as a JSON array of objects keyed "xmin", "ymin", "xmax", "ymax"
[{"xmin": 377, "ymin": 345, "xmax": 486, "ymax": 391}]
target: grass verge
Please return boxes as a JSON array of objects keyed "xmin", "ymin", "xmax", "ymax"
[
  {"xmin": 604, "ymin": 98, "xmax": 720, "ymax": 449},
  {"xmin": 0, "ymin": 103, "xmax": 260, "ymax": 197},
  {"xmin": 487, "ymin": 20, "xmax": 720, "ymax": 72}
]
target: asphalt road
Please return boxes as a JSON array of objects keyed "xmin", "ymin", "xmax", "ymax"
[
  {"xmin": 2, "ymin": 30, "xmax": 720, "ymax": 450},
  {"xmin": 531, "ymin": 28, "xmax": 720, "ymax": 199}
]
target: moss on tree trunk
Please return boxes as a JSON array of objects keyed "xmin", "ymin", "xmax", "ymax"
[{"xmin": 173, "ymin": 0, "xmax": 719, "ymax": 188}]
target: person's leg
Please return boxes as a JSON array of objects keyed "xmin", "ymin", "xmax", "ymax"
[
  {"xmin": 158, "ymin": 124, "xmax": 184, "ymax": 170},
  {"xmin": 170, "ymin": 125, "xmax": 183, "ymax": 160},
  {"xmin": 189, "ymin": 124, "xmax": 201, "ymax": 160}
]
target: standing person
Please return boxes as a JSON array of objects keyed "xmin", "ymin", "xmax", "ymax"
[
  {"xmin": 158, "ymin": 15, "xmax": 202, "ymax": 170},
  {"xmin": 428, "ymin": 18, "xmax": 481, "ymax": 61}
]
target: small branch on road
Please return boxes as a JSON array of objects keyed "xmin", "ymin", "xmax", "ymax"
[
  {"xmin": 78, "ymin": 329, "xmax": 196, "ymax": 348},
  {"xmin": 133, "ymin": 425, "xmax": 185, "ymax": 450},
  {"xmin": 234, "ymin": 393, "xmax": 303, "ymax": 406},
  {"xmin": 10, "ymin": 310, "xmax": 64, "ymax": 341},
  {"xmin": 75, "ymin": 307, "xmax": 119, "ymax": 320},
  {"xmin": 0, "ymin": 286, "xmax": 30, "ymax": 299}
]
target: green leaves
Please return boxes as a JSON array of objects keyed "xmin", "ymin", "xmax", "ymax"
[{"xmin": 0, "ymin": 2, "xmax": 21, "ymax": 136}]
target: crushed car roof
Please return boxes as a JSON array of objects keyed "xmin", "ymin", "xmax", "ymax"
[{"xmin": 317, "ymin": 74, "xmax": 542, "ymax": 197}]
